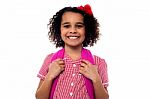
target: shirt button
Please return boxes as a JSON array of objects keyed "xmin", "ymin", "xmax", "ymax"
[
  {"xmin": 73, "ymin": 64, "xmax": 76, "ymax": 67},
  {"xmin": 71, "ymin": 82, "xmax": 74, "ymax": 86},
  {"xmin": 78, "ymin": 73, "xmax": 82, "ymax": 76},
  {"xmin": 72, "ymin": 74, "xmax": 75, "ymax": 77},
  {"xmin": 63, "ymin": 58, "xmax": 66, "ymax": 60},
  {"xmin": 70, "ymin": 92, "xmax": 73, "ymax": 96}
]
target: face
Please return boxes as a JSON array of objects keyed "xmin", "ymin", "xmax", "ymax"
[{"xmin": 60, "ymin": 11, "xmax": 85, "ymax": 48}]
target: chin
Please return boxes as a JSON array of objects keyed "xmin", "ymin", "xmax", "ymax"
[{"xmin": 65, "ymin": 43, "xmax": 82, "ymax": 48}]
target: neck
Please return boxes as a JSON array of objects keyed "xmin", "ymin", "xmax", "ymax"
[{"xmin": 64, "ymin": 46, "xmax": 83, "ymax": 60}]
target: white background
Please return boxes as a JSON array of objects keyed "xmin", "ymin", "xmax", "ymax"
[{"xmin": 0, "ymin": 0, "xmax": 150, "ymax": 99}]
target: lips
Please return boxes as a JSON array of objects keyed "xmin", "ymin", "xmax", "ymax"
[{"xmin": 67, "ymin": 36, "xmax": 79, "ymax": 39}]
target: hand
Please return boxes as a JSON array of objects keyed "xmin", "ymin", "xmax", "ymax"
[
  {"xmin": 46, "ymin": 59, "xmax": 65, "ymax": 80},
  {"xmin": 79, "ymin": 60, "xmax": 100, "ymax": 82}
]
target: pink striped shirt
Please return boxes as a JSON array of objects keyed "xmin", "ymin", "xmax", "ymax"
[{"xmin": 37, "ymin": 53, "xmax": 109, "ymax": 98}]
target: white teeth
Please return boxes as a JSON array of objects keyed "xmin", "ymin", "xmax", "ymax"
[{"xmin": 69, "ymin": 37, "xmax": 78, "ymax": 39}]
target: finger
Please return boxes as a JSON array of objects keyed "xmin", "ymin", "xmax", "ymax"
[
  {"xmin": 60, "ymin": 64, "xmax": 65, "ymax": 69},
  {"xmin": 80, "ymin": 66, "xmax": 87, "ymax": 72},
  {"xmin": 60, "ymin": 64, "xmax": 65, "ymax": 68},
  {"xmin": 81, "ymin": 60, "xmax": 91, "ymax": 65},
  {"xmin": 55, "ymin": 58, "xmax": 63, "ymax": 61},
  {"xmin": 80, "ymin": 66, "xmax": 84, "ymax": 69},
  {"xmin": 58, "ymin": 60, "xmax": 65, "ymax": 65},
  {"xmin": 80, "ymin": 62, "xmax": 87, "ymax": 68},
  {"xmin": 79, "ymin": 69, "xmax": 84, "ymax": 74},
  {"xmin": 52, "ymin": 59, "xmax": 62, "ymax": 64},
  {"xmin": 79, "ymin": 67, "xmax": 86, "ymax": 74},
  {"xmin": 55, "ymin": 58, "xmax": 64, "ymax": 64}
]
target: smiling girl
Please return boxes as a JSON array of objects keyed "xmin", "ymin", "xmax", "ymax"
[{"xmin": 35, "ymin": 4, "xmax": 109, "ymax": 99}]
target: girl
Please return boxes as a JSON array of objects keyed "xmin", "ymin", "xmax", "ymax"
[{"xmin": 35, "ymin": 4, "xmax": 109, "ymax": 99}]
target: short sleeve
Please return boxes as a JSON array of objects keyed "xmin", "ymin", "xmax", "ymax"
[
  {"xmin": 94, "ymin": 55, "xmax": 109, "ymax": 88},
  {"xmin": 37, "ymin": 53, "xmax": 53, "ymax": 80}
]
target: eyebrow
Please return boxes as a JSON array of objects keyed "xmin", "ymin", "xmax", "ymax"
[{"xmin": 61, "ymin": 22, "xmax": 84, "ymax": 25}]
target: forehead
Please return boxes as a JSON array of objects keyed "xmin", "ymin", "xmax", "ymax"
[{"xmin": 61, "ymin": 12, "xmax": 84, "ymax": 23}]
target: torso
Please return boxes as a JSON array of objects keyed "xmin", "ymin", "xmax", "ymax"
[{"xmin": 53, "ymin": 53, "xmax": 90, "ymax": 99}]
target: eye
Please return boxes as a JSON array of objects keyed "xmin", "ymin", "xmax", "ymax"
[
  {"xmin": 63, "ymin": 25, "xmax": 70, "ymax": 28},
  {"xmin": 76, "ymin": 24, "xmax": 84, "ymax": 28}
]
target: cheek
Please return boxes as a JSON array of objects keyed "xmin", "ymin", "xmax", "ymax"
[
  {"xmin": 60, "ymin": 29, "xmax": 65, "ymax": 36},
  {"xmin": 80, "ymin": 33, "xmax": 85, "ymax": 41},
  {"xmin": 60, "ymin": 32, "xmax": 66, "ymax": 41},
  {"xmin": 83, "ymin": 35, "xmax": 85, "ymax": 40},
  {"xmin": 81, "ymin": 31, "xmax": 85, "ymax": 38},
  {"xmin": 60, "ymin": 28, "xmax": 67, "ymax": 34}
]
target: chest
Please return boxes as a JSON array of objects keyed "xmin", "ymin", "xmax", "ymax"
[{"xmin": 53, "ymin": 57, "xmax": 90, "ymax": 98}]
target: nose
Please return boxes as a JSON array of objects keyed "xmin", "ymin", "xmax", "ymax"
[{"xmin": 69, "ymin": 27, "xmax": 77, "ymax": 34}]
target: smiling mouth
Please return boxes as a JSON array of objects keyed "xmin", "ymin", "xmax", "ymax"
[{"xmin": 67, "ymin": 36, "xmax": 79, "ymax": 39}]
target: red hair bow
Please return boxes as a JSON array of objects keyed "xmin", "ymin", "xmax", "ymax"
[{"xmin": 77, "ymin": 4, "xmax": 93, "ymax": 15}]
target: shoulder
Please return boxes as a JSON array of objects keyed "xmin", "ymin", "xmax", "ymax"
[
  {"xmin": 37, "ymin": 53, "xmax": 54, "ymax": 80},
  {"xmin": 45, "ymin": 53, "xmax": 54, "ymax": 59},
  {"xmin": 93, "ymin": 55, "xmax": 107, "ymax": 67},
  {"xmin": 43, "ymin": 53, "xmax": 54, "ymax": 63}
]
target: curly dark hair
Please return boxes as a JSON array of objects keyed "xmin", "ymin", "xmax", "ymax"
[{"xmin": 48, "ymin": 7, "xmax": 100, "ymax": 48}]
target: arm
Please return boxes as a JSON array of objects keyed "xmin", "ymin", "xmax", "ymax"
[
  {"xmin": 92, "ymin": 74, "xmax": 109, "ymax": 99},
  {"xmin": 35, "ymin": 74, "xmax": 54, "ymax": 99}
]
